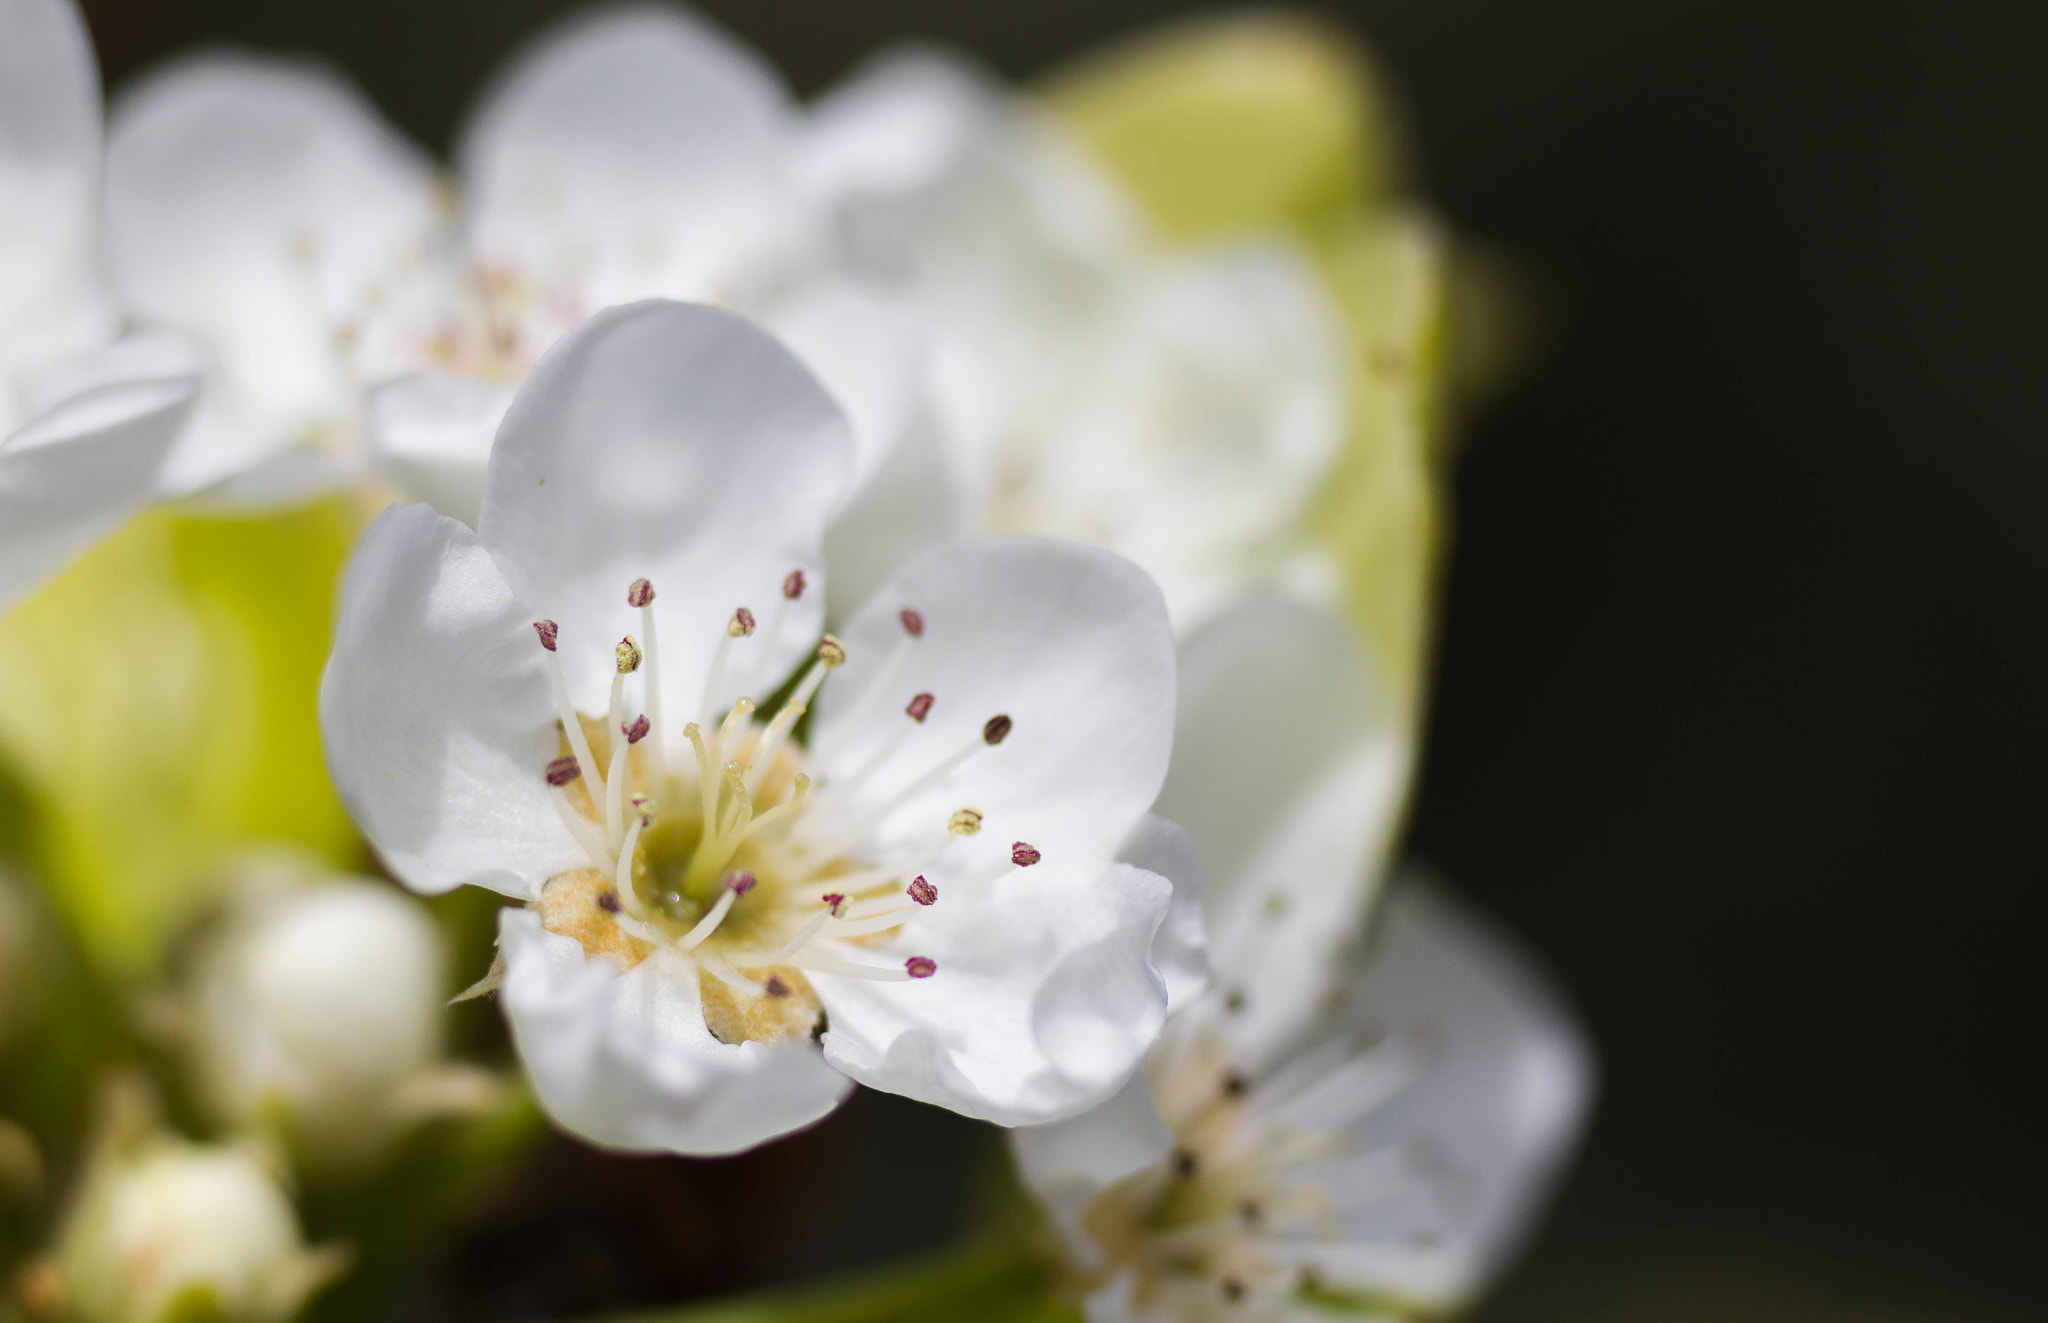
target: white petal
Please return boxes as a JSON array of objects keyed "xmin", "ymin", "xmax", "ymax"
[
  {"xmin": 364, "ymin": 371, "xmax": 511, "ymax": 527},
  {"xmin": 1156, "ymin": 595, "xmax": 1406, "ymax": 1064},
  {"xmin": 477, "ymin": 300, "xmax": 854, "ymax": 714},
  {"xmin": 1299, "ymin": 881, "xmax": 1593, "ymax": 1308},
  {"xmin": 1116, "ymin": 814, "xmax": 1207, "ymax": 1013},
  {"xmin": 808, "ymin": 536, "xmax": 1175, "ymax": 873},
  {"xmin": 103, "ymin": 54, "xmax": 445, "ymax": 487},
  {"xmin": 497, "ymin": 910, "xmax": 851, "ymax": 1155},
  {"xmin": 0, "ymin": 372, "xmax": 194, "ymax": 615},
  {"xmin": 459, "ymin": 3, "xmax": 798, "ymax": 338},
  {"xmin": 1008, "ymin": 1067, "xmax": 1174, "ymax": 1273},
  {"xmin": 16, "ymin": 328, "xmax": 205, "ymax": 419},
  {"xmin": 320, "ymin": 503, "xmax": 583, "ymax": 899},
  {"xmin": 0, "ymin": 0, "xmax": 113, "ymax": 398},
  {"xmin": 760, "ymin": 284, "xmax": 975, "ymax": 618},
  {"xmin": 813, "ymin": 858, "xmax": 1170, "ymax": 1125}
]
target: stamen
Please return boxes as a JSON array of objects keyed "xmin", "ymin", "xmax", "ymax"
[
  {"xmin": 982, "ymin": 714, "xmax": 1013, "ymax": 745},
  {"xmin": 698, "ymin": 611, "xmax": 751, "ymax": 731},
  {"xmin": 545, "ymin": 756, "xmax": 580, "ymax": 786},
  {"xmin": 820, "ymin": 893, "xmax": 846, "ymax": 915},
  {"xmin": 607, "ymin": 636, "xmax": 639, "ymax": 743},
  {"xmin": 678, "ymin": 887, "xmax": 740, "ymax": 951},
  {"xmin": 807, "ymin": 722, "xmax": 1000, "ymax": 858},
  {"xmin": 743, "ymin": 644, "xmax": 838, "ymax": 795},
  {"xmin": 817, "ymin": 634, "xmax": 847, "ymax": 668},
  {"xmin": 1012, "ymin": 842, "xmax": 1042, "ymax": 867},
  {"xmin": 907, "ymin": 692, "xmax": 934, "ymax": 722},
  {"xmin": 735, "ymin": 774, "xmax": 810, "ymax": 843},
  {"xmin": 623, "ymin": 715, "xmax": 650, "ymax": 744},
  {"xmin": 731, "ymin": 607, "xmax": 757, "ymax": 637},
  {"xmin": 629, "ymin": 580, "xmax": 664, "ymax": 764},
  {"xmin": 783, "ymin": 951, "xmax": 917, "ymax": 981},
  {"xmin": 764, "ymin": 975, "xmax": 791, "ymax": 998},
  {"xmin": 819, "ymin": 615, "xmax": 922, "ymax": 756},
  {"xmin": 828, "ymin": 906, "xmax": 921, "ymax": 938},
  {"xmin": 536, "ymin": 622, "xmax": 602, "ymax": 792},
  {"xmin": 696, "ymin": 947, "xmax": 763, "ymax": 997},
  {"xmin": 551, "ymin": 786, "xmax": 613, "ymax": 868},
  {"xmin": 905, "ymin": 956, "xmax": 937, "ymax": 979},
  {"xmin": 605, "ymin": 732, "xmax": 632, "ymax": 849},
  {"xmin": 752, "ymin": 569, "xmax": 805, "ymax": 689},
  {"xmin": 949, "ymin": 807, "xmax": 983, "ymax": 836},
  {"xmin": 614, "ymin": 813, "xmax": 650, "ymax": 919},
  {"xmin": 745, "ymin": 906, "xmax": 835, "ymax": 967},
  {"xmin": 907, "ymin": 876, "xmax": 937, "ymax": 906}
]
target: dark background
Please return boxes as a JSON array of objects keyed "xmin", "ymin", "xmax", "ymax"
[{"xmin": 77, "ymin": 1, "xmax": 2048, "ymax": 1318}]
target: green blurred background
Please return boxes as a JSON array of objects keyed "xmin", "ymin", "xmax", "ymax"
[{"xmin": 64, "ymin": 1, "xmax": 2048, "ymax": 1319}]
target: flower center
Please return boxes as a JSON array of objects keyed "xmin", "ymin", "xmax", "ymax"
[
  {"xmin": 1077, "ymin": 1023, "xmax": 1451, "ymax": 1316},
  {"xmin": 527, "ymin": 574, "xmax": 1038, "ymax": 1048}
]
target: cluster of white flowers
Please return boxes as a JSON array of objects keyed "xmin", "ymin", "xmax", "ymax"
[{"xmin": 0, "ymin": 0, "xmax": 1590, "ymax": 1319}]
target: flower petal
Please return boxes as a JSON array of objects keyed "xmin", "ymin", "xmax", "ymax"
[
  {"xmin": 1115, "ymin": 814, "xmax": 1207, "ymax": 1013},
  {"xmin": 0, "ymin": 0, "xmax": 112, "ymax": 400},
  {"xmin": 1, "ymin": 372, "xmax": 194, "ymax": 615},
  {"xmin": 809, "ymin": 536, "xmax": 1175, "ymax": 875},
  {"xmin": 812, "ymin": 858, "xmax": 1171, "ymax": 1125},
  {"xmin": 320, "ymin": 503, "xmax": 582, "ymax": 899},
  {"xmin": 103, "ymin": 54, "xmax": 444, "ymax": 490},
  {"xmin": 364, "ymin": 372, "xmax": 512, "ymax": 527},
  {"xmin": 1008, "ymin": 1065, "xmax": 1174, "ymax": 1273},
  {"xmin": 497, "ymin": 910, "xmax": 851, "ymax": 1154},
  {"xmin": 1293, "ymin": 880, "xmax": 1593, "ymax": 1309},
  {"xmin": 477, "ymin": 300, "xmax": 854, "ymax": 715},
  {"xmin": 459, "ymin": 3, "xmax": 797, "ymax": 338},
  {"xmin": 1156, "ymin": 594, "xmax": 1406, "ymax": 1064}
]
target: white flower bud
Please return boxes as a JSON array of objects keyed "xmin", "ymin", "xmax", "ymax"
[
  {"xmin": 180, "ymin": 861, "xmax": 479, "ymax": 1176},
  {"xmin": 58, "ymin": 1139, "xmax": 345, "ymax": 1323}
]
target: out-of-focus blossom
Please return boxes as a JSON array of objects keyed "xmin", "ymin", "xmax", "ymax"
[
  {"xmin": 1, "ymin": 0, "xmax": 202, "ymax": 616},
  {"xmin": 151, "ymin": 854, "xmax": 497, "ymax": 1179},
  {"xmin": 49, "ymin": 1077, "xmax": 347, "ymax": 1323},
  {"xmin": 321, "ymin": 300, "xmax": 1180, "ymax": 1154},
  {"xmin": 1012, "ymin": 598, "xmax": 1590, "ymax": 1320}
]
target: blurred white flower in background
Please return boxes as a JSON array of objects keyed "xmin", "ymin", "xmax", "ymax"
[
  {"xmin": 1012, "ymin": 597, "xmax": 1591, "ymax": 1320},
  {"xmin": 148, "ymin": 853, "xmax": 497, "ymax": 1180},
  {"xmin": 321, "ymin": 301, "xmax": 1182, "ymax": 1154},
  {"xmin": 46, "ymin": 1075, "xmax": 347, "ymax": 1323},
  {"xmin": 93, "ymin": 4, "xmax": 1352, "ymax": 635},
  {"xmin": 1, "ymin": 0, "xmax": 201, "ymax": 616}
]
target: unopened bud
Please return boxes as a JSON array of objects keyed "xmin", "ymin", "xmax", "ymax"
[
  {"xmin": 627, "ymin": 578, "xmax": 655, "ymax": 608},
  {"xmin": 782, "ymin": 569, "xmax": 806, "ymax": 600},
  {"xmin": 817, "ymin": 635, "xmax": 846, "ymax": 668},
  {"xmin": 729, "ymin": 607, "xmax": 756, "ymax": 638},
  {"xmin": 906, "ymin": 692, "xmax": 934, "ymax": 723},
  {"xmin": 533, "ymin": 620, "xmax": 559, "ymax": 652},
  {"xmin": 615, "ymin": 636, "xmax": 642, "ymax": 673},
  {"xmin": 1011, "ymin": 842, "xmax": 1041, "ymax": 867},
  {"xmin": 622, "ymin": 715, "xmax": 650, "ymax": 744},
  {"xmin": 949, "ymin": 807, "xmax": 983, "ymax": 836},
  {"xmin": 904, "ymin": 956, "xmax": 937, "ymax": 979},
  {"xmin": 545, "ymin": 756, "xmax": 581, "ymax": 786},
  {"xmin": 982, "ymin": 714, "xmax": 1013, "ymax": 745},
  {"xmin": 899, "ymin": 608, "xmax": 925, "ymax": 637},
  {"xmin": 906, "ymin": 876, "xmax": 938, "ymax": 906}
]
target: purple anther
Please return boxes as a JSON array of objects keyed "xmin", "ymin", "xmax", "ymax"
[
  {"xmin": 983, "ymin": 714, "xmax": 1013, "ymax": 745},
  {"xmin": 533, "ymin": 620, "xmax": 559, "ymax": 652},
  {"xmin": 597, "ymin": 891, "xmax": 621, "ymax": 913},
  {"xmin": 733, "ymin": 606, "xmax": 757, "ymax": 636},
  {"xmin": 906, "ymin": 876, "xmax": 938, "ymax": 906},
  {"xmin": 906, "ymin": 692, "xmax": 935, "ymax": 723},
  {"xmin": 623, "ymin": 714, "xmax": 651, "ymax": 744},
  {"xmin": 764, "ymin": 975, "xmax": 791, "ymax": 998},
  {"xmin": 627, "ymin": 578, "xmax": 655, "ymax": 608},
  {"xmin": 821, "ymin": 892, "xmax": 846, "ymax": 915},
  {"xmin": 904, "ymin": 956, "xmax": 937, "ymax": 979},
  {"xmin": 724, "ymin": 870, "xmax": 757, "ymax": 896},
  {"xmin": 782, "ymin": 569, "xmax": 807, "ymax": 600},
  {"xmin": 899, "ymin": 608, "xmax": 925, "ymax": 637},
  {"xmin": 545, "ymin": 756, "xmax": 581, "ymax": 786},
  {"xmin": 1011, "ymin": 842, "xmax": 1041, "ymax": 867}
]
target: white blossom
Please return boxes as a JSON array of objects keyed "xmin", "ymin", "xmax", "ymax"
[
  {"xmin": 320, "ymin": 299, "xmax": 1180, "ymax": 1154},
  {"xmin": 1011, "ymin": 598, "xmax": 1591, "ymax": 1321},
  {"xmin": 1, "ymin": 0, "xmax": 199, "ymax": 615}
]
